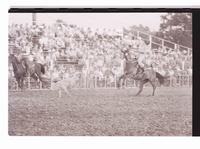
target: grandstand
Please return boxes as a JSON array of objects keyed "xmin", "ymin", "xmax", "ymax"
[{"xmin": 8, "ymin": 19, "xmax": 192, "ymax": 91}]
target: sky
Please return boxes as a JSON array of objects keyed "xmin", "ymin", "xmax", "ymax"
[{"xmin": 9, "ymin": 13, "xmax": 166, "ymax": 31}]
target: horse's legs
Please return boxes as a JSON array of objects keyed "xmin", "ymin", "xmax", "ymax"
[
  {"xmin": 135, "ymin": 79, "xmax": 148, "ymax": 96},
  {"xmin": 117, "ymin": 74, "xmax": 125, "ymax": 88},
  {"xmin": 31, "ymin": 73, "xmax": 38, "ymax": 81},
  {"xmin": 118, "ymin": 73, "xmax": 129, "ymax": 89},
  {"xmin": 16, "ymin": 77, "xmax": 23, "ymax": 91},
  {"xmin": 20, "ymin": 78, "xmax": 24, "ymax": 90},
  {"xmin": 121, "ymin": 74, "xmax": 127, "ymax": 88},
  {"xmin": 149, "ymin": 80, "xmax": 157, "ymax": 96},
  {"xmin": 35, "ymin": 73, "xmax": 40, "ymax": 82},
  {"xmin": 16, "ymin": 79, "xmax": 21, "ymax": 91}
]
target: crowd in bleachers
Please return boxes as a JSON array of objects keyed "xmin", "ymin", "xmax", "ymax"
[{"xmin": 8, "ymin": 21, "xmax": 192, "ymax": 81}]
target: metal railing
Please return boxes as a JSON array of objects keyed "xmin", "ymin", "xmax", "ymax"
[{"xmin": 127, "ymin": 29, "xmax": 192, "ymax": 55}]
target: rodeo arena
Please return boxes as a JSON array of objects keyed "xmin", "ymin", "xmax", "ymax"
[{"xmin": 8, "ymin": 13, "xmax": 192, "ymax": 136}]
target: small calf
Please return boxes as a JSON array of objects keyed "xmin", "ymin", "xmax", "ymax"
[{"xmin": 51, "ymin": 74, "xmax": 80, "ymax": 98}]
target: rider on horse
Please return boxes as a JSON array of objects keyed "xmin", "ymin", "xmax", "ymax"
[
  {"xmin": 118, "ymin": 37, "xmax": 168, "ymax": 96},
  {"xmin": 134, "ymin": 37, "xmax": 153, "ymax": 71},
  {"xmin": 120, "ymin": 37, "xmax": 155, "ymax": 81}
]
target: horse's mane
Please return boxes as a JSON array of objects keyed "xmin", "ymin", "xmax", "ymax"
[{"xmin": 20, "ymin": 57, "xmax": 30, "ymax": 72}]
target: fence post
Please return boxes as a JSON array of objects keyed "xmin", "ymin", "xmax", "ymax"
[
  {"xmin": 50, "ymin": 71, "xmax": 52, "ymax": 90},
  {"xmin": 94, "ymin": 76, "xmax": 96, "ymax": 88},
  {"xmin": 181, "ymin": 76, "xmax": 184, "ymax": 86},
  {"xmin": 85, "ymin": 75, "xmax": 87, "ymax": 88},
  {"xmin": 133, "ymin": 80, "xmax": 136, "ymax": 87},
  {"xmin": 187, "ymin": 48, "xmax": 190, "ymax": 56},
  {"xmin": 175, "ymin": 44, "xmax": 178, "ymax": 52},
  {"xmin": 169, "ymin": 76, "xmax": 172, "ymax": 87},
  {"xmin": 39, "ymin": 81, "xmax": 42, "ymax": 89},
  {"xmin": 188, "ymin": 75, "xmax": 190, "ymax": 87},
  {"xmin": 28, "ymin": 77, "xmax": 30, "ymax": 90},
  {"xmin": 115, "ymin": 75, "xmax": 117, "ymax": 88},
  {"xmin": 105, "ymin": 77, "xmax": 107, "ymax": 88}
]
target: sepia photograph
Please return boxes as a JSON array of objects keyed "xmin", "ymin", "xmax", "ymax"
[{"xmin": 8, "ymin": 11, "xmax": 192, "ymax": 136}]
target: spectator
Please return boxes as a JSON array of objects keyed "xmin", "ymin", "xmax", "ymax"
[{"xmin": 8, "ymin": 22, "xmax": 192, "ymax": 81}]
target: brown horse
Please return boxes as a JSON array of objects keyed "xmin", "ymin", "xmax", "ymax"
[
  {"xmin": 117, "ymin": 50, "xmax": 169, "ymax": 96},
  {"xmin": 20, "ymin": 56, "xmax": 46, "ymax": 83},
  {"xmin": 9, "ymin": 54, "xmax": 27, "ymax": 90}
]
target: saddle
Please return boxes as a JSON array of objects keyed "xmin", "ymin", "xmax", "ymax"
[{"xmin": 132, "ymin": 64, "xmax": 154, "ymax": 80}]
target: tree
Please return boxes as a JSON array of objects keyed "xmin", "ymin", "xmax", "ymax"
[
  {"xmin": 123, "ymin": 24, "xmax": 152, "ymax": 40},
  {"xmin": 130, "ymin": 24, "xmax": 151, "ymax": 33},
  {"xmin": 156, "ymin": 13, "xmax": 192, "ymax": 48}
]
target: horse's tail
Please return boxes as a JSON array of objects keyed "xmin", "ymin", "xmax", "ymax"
[
  {"xmin": 40, "ymin": 64, "xmax": 45, "ymax": 74},
  {"xmin": 156, "ymin": 72, "xmax": 165, "ymax": 85}
]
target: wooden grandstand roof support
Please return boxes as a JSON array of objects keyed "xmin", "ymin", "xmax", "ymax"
[{"xmin": 32, "ymin": 13, "xmax": 37, "ymax": 25}]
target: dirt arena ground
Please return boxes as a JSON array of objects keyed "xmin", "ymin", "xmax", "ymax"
[{"xmin": 8, "ymin": 87, "xmax": 192, "ymax": 136}]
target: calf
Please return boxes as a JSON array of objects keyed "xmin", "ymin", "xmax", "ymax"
[{"xmin": 51, "ymin": 74, "xmax": 80, "ymax": 98}]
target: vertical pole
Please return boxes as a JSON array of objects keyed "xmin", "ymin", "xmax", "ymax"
[
  {"xmin": 105, "ymin": 77, "xmax": 107, "ymax": 88},
  {"xmin": 177, "ymin": 45, "xmax": 180, "ymax": 53},
  {"xmin": 85, "ymin": 75, "xmax": 87, "ymax": 88},
  {"xmin": 94, "ymin": 76, "xmax": 96, "ymax": 88},
  {"xmin": 187, "ymin": 48, "xmax": 190, "ymax": 56},
  {"xmin": 40, "ymin": 81, "xmax": 42, "ymax": 89},
  {"xmin": 149, "ymin": 35, "xmax": 152, "ymax": 49},
  {"xmin": 28, "ymin": 77, "xmax": 30, "ymax": 90},
  {"xmin": 175, "ymin": 44, "xmax": 178, "ymax": 52},
  {"xmin": 114, "ymin": 75, "xmax": 117, "ymax": 88},
  {"xmin": 32, "ymin": 13, "xmax": 37, "ymax": 25},
  {"xmin": 162, "ymin": 39, "xmax": 164, "ymax": 49},
  {"xmin": 170, "ymin": 76, "xmax": 172, "ymax": 87}
]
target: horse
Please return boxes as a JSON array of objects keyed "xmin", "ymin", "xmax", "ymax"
[
  {"xmin": 20, "ymin": 56, "xmax": 46, "ymax": 83},
  {"xmin": 8, "ymin": 54, "xmax": 27, "ymax": 90},
  {"xmin": 117, "ymin": 50, "xmax": 169, "ymax": 96}
]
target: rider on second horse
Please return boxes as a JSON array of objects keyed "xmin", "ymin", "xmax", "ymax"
[
  {"xmin": 134, "ymin": 38, "xmax": 153, "ymax": 71},
  {"xmin": 121, "ymin": 47, "xmax": 144, "ymax": 77}
]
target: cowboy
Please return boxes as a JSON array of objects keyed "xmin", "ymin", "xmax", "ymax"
[
  {"xmin": 136, "ymin": 38, "xmax": 153, "ymax": 70},
  {"xmin": 143, "ymin": 51, "xmax": 153, "ymax": 69}
]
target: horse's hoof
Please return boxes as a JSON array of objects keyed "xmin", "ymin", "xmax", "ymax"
[{"xmin": 116, "ymin": 85, "xmax": 120, "ymax": 88}]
